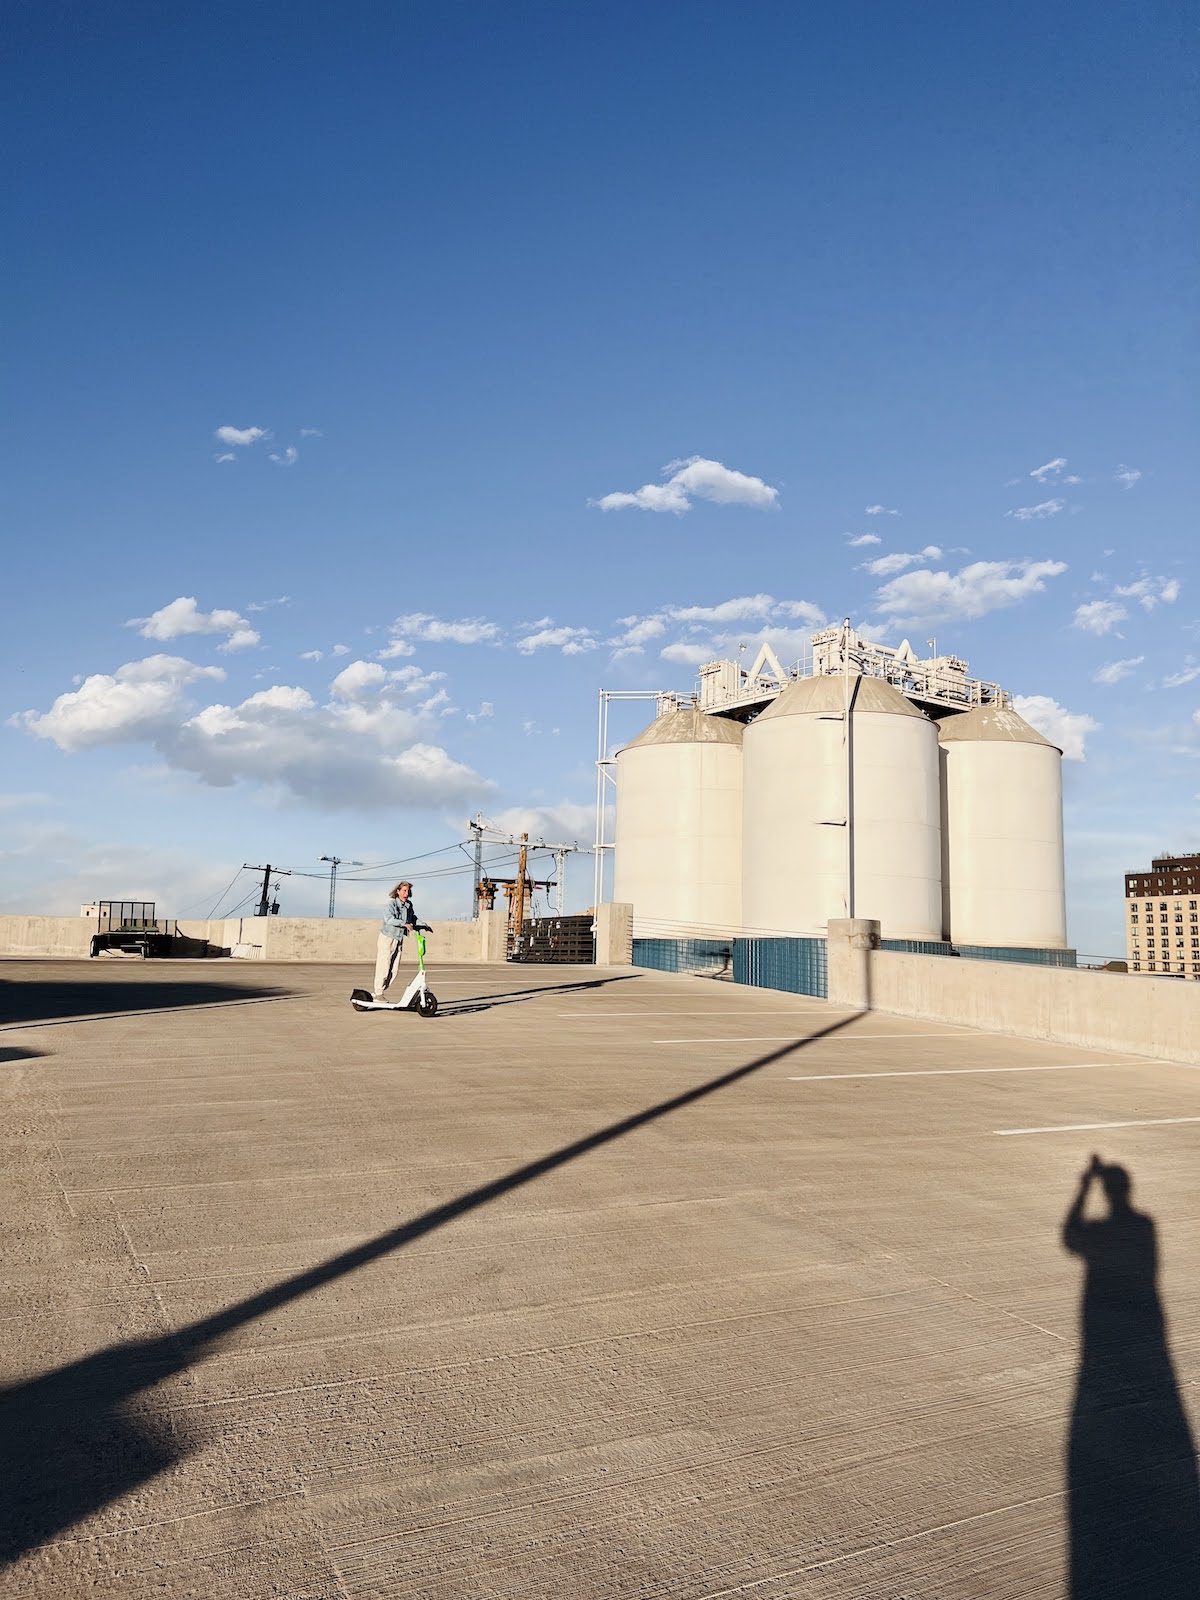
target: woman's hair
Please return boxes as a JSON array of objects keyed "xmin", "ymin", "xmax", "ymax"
[{"xmin": 390, "ymin": 881, "xmax": 412, "ymax": 897}]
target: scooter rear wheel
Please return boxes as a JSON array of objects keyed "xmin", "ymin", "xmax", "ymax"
[{"xmin": 415, "ymin": 990, "xmax": 438, "ymax": 1017}]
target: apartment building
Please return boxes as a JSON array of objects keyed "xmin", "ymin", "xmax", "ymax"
[{"xmin": 1124, "ymin": 852, "xmax": 1200, "ymax": 978}]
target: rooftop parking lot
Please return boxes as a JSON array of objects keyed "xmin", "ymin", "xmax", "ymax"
[{"xmin": 2, "ymin": 957, "xmax": 1198, "ymax": 1598}]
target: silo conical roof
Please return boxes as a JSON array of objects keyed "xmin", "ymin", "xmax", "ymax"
[
  {"xmin": 937, "ymin": 705, "xmax": 1058, "ymax": 752},
  {"xmin": 621, "ymin": 707, "xmax": 744, "ymax": 750},
  {"xmin": 755, "ymin": 672, "xmax": 927, "ymax": 721}
]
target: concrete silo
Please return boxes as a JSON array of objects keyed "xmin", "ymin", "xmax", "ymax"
[
  {"xmin": 742, "ymin": 674, "xmax": 943, "ymax": 939},
  {"xmin": 938, "ymin": 706, "xmax": 1067, "ymax": 949},
  {"xmin": 613, "ymin": 707, "xmax": 743, "ymax": 933}
]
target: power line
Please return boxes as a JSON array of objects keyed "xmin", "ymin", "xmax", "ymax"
[{"xmin": 206, "ymin": 868, "xmax": 247, "ymax": 920}]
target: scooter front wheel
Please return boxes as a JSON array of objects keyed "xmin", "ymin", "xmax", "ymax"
[{"xmin": 415, "ymin": 990, "xmax": 438, "ymax": 1017}]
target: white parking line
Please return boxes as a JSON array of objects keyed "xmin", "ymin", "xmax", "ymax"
[
  {"xmin": 995, "ymin": 1116, "xmax": 1200, "ymax": 1136},
  {"xmin": 788, "ymin": 1061, "xmax": 1147, "ymax": 1082}
]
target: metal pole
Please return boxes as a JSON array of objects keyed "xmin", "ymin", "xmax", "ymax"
[
  {"xmin": 258, "ymin": 864, "xmax": 272, "ymax": 918},
  {"xmin": 555, "ymin": 848, "xmax": 565, "ymax": 915},
  {"xmin": 593, "ymin": 690, "xmax": 606, "ymax": 910},
  {"xmin": 513, "ymin": 834, "xmax": 529, "ymax": 939},
  {"xmin": 841, "ymin": 620, "xmax": 855, "ymax": 920},
  {"xmin": 469, "ymin": 815, "xmax": 483, "ymax": 918},
  {"xmin": 318, "ymin": 855, "xmax": 359, "ymax": 918}
]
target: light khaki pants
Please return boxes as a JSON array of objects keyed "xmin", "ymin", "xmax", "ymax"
[{"xmin": 374, "ymin": 933, "xmax": 405, "ymax": 997}]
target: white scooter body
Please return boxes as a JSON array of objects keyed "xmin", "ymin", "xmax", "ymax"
[
  {"xmin": 350, "ymin": 927, "xmax": 438, "ymax": 1016},
  {"xmin": 350, "ymin": 970, "xmax": 429, "ymax": 1012}
]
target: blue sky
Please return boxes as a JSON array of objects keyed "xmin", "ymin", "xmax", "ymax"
[{"xmin": 2, "ymin": 1, "xmax": 1195, "ymax": 951}]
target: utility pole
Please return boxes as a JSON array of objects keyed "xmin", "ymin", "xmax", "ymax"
[
  {"xmin": 319, "ymin": 855, "xmax": 361, "ymax": 918},
  {"xmin": 243, "ymin": 864, "xmax": 292, "ymax": 917},
  {"xmin": 468, "ymin": 814, "xmax": 484, "ymax": 918},
  {"xmin": 512, "ymin": 833, "xmax": 529, "ymax": 942}
]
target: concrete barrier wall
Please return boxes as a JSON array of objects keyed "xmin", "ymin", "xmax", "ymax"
[
  {"xmin": 0, "ymin": 916, "xmax": 95, "ymax": 957},
  {"xmin": 867, "ymin": 947, "xmax": 1200, "ymax": 1066},
  {"xmin": 1, "ymin": 911, "xmax": 510, "ymax": 964}
]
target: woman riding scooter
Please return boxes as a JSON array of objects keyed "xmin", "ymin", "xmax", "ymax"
[{"xmin": 373, "ymin": 880, "xmax": 431, "ymax": 1000}]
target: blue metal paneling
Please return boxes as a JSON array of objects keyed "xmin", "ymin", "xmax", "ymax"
[
  {"xmin": 880, "ymin": 939, "xmax": 1077, "ymax": 968},
  {"xmin": 631, "ymin": 938, "xmax": 731, "ymax": 975},
  {"xmin": 733, "ymin": 937, "xmax": 828, "ymax": 998}
]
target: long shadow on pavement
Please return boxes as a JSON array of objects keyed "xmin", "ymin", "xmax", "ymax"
[
  {"xmin": 0, "ymin": 1009, "xmax": 862, "ymax": 1564},
  {"xmin": 1063, "ymin": 1156, "xmax": 1200, "ymax": 1597},
  {"xmin": 435, "ymin": 971, "xmax": 642, "ymax": 1015},
  {"xmin": 0, "ymin": 978, "xmax": 298, "ymax": 1029}
]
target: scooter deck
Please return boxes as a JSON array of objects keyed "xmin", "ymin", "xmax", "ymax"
[{"xmin": 349, "ymin": 986, "xmax": 437, "ymax": 1014}]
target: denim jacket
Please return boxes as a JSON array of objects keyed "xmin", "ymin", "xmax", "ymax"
[{"xmin": 380, "ymin": 897, "xmax": 418, "ymax": 940}]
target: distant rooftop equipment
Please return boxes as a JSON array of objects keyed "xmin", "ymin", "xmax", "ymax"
[
  {"xmin": 697, "ymin": 628, "xmax": 1010, "ymax": 721},
  {"xmin": 80, "ymin": 900, "xmax": 156, "ymax": 928}
]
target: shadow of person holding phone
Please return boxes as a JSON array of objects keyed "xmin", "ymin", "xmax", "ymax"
[{"xmin": 1063, "ymin": 1154, "xmax": 1200, "ymax": 1597}]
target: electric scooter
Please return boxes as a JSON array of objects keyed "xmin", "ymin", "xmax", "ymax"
[{"xmin": 350, "ymin": 927, "xmax": 438, "ymax": 1017}]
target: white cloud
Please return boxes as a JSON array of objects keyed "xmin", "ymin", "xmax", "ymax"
[
  {"xmin": 377, "ymin": 640, "xmax": 417, "ymax": 659},
  {"xmin": 269, "ymin": 446, "xmax": 298, "ymax": 467},
  {"xmin": 214, "ymin": 452, "xmax": 236, "ymax": 463},
  {"xmin": 331, "ymin": 644, "xmax": 350, "ymax": 656},
  {"xmin": 488, "ymin": 802, "xmax": 594, "ymax": 843},
  {"xmin": 129, "ymin": 596, "xmax": 260, "ymax": 650},
  {"xmin": 15, "ymin": 651, "xmax": 489, "ymax": 811},
  {"xmin": 299, "ymin": 427, "xmax": 323, "ymax": 438},
  {"xmin": 864, "ymin": 504, "xmax": 900, "ymax": 516},
  {"xmin": 671, "ymin": 594, "xmax": 778, "ymax": 623},
  {"xmin": 214, "ymin": 425, "xmax": 267, "ymax": 447},
  {"xmin": 845, "ymin": 533, "xmax": 882, "ymax": 547},
  {"xmin": 1029, "ymin": 458, "xmax": 1067, "ymax": 483},
  {"xmin": 1007, "ymin": 498, "xmax": 1066, "ymax": 521},
  {"xmin": 1012, "ymin": 695, "xmax": 1099, "ymax": 762},
  {"xmin": 12, "ymin": 656, "xmax": 225, "ymax": 751},
  {"xmin": 329, "ymin": 656, "xmax": 441, "ymax": 700},
  {"xmin": 592, "ymin": 456, "xmax": 779, "ymax": 514},
  {"xmin": 774, "ymin": 600, "xmax": 826, "ymax": 625},
  {"xmin": 1163, "ymin": 661, "xmax": 1200, "ymax": 689},
  {"xmin": 1073, "ymin": 600, "xmax": 1128, "ymax": 635},
  {"xmin": 1114, "ymin": 575, "xmax": 1180, "ymax": 611},
  {"xmin": 1092, "ymin": 656, "xmax": 1144, "ymax": 685},
  {"xmin": 466, "ymin": 701, "xmax": 495, "ymax": 722},
  {"xmin": 861, "ymin": 546, "xmax": 943, "ymax": 578},
  {"xmin": 660, "ymin": 642, "xmax": 714, "ymax": 665},
  {"xmin": 219, "ymin": 628, "xmax": 260, "ymax": 653},
  {"xmin": 300, "ymin": 650, "xmax": 323, "ymax": 661},
  {"xmin": 1114, "ymin": 465, "xmax": 1142, "ymax": 489},
  {"xmin": 389, "ymin": 612, "xmax": 501, "ymax": 646},
  {"xmin": 613, "ymin": 615, "xmax": 667, "ymax": 648},
  {"xmin": 874, "ymin": 559, "xmax": 1067, "ymax": 624},
  {"xmin": 515, "ymin": 624, "xmax": 598, "ymax": 654},
  {"xmin": 246, "ymin": 595, "xmax": 291, "ymax": 612}
]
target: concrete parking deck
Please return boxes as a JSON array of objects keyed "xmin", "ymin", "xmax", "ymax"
[{"xmin": 2, "ymin": 957, "xmax": 1198, "ymax": 1598}]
